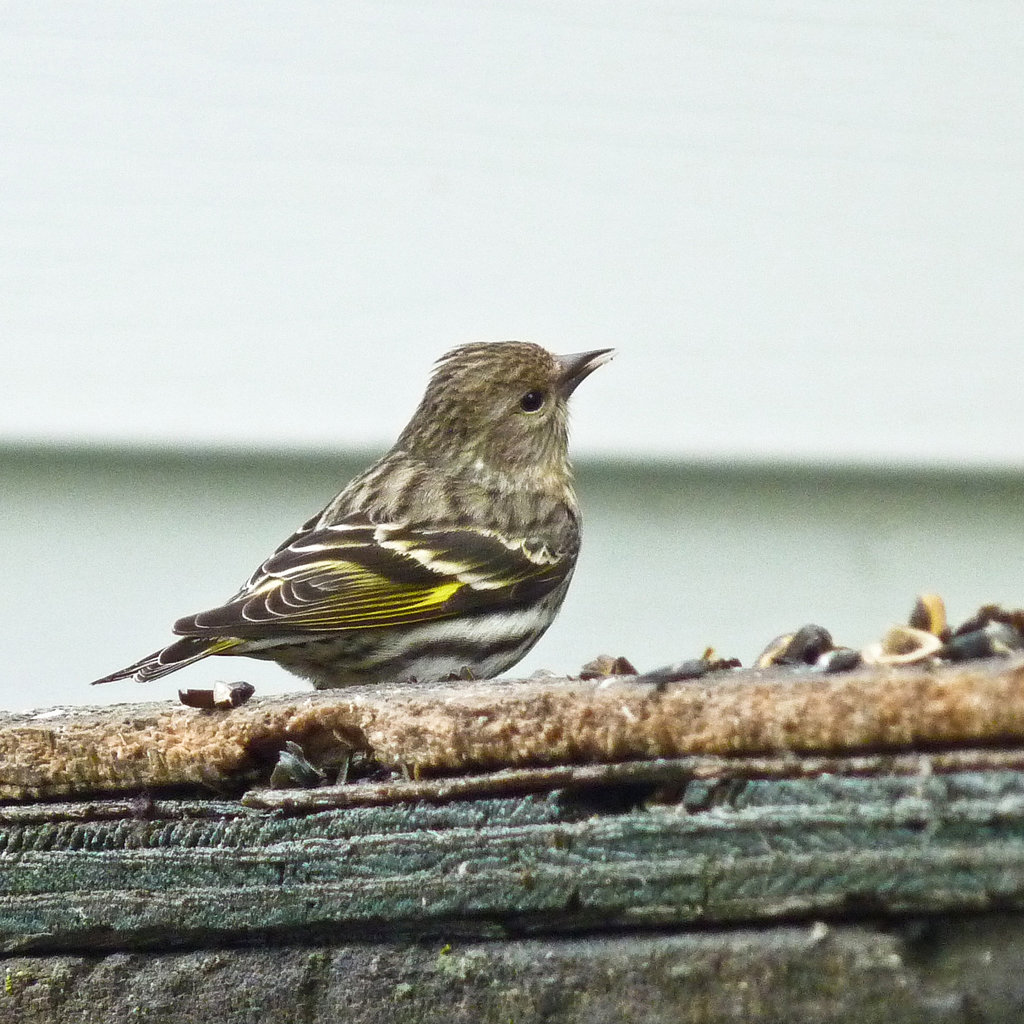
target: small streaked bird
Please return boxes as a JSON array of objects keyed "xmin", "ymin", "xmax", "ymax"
[{"xmin": 92, "ymin": 341, "xmax": 614, "ymax": 689}]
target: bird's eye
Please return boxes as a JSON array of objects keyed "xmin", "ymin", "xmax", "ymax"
[{"xmin": 519, "ymin": 390, "xmax": 546, "ymax": 413}]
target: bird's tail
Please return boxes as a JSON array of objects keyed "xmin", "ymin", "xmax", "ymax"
[{"xmin": 90, "ymin": 636, "xmax": 242, "ymax": 684}]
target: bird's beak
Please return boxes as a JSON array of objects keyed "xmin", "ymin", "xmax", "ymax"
[{"xmin": 555, "ymin": 348, "xmax": 616, "ymax": 397}]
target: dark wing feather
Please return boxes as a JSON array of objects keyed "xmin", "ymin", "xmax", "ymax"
[{"xmin": 173, "ymin": 519, "xmax": 574, "ymax": 641}]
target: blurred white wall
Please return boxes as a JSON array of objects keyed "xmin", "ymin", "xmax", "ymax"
[
  {"xmin": 2, "ymin": 3, "xmax": 1022, "ymax": 466},
  {"xmin": 3, "ymin": 4, "xmax": 1023, "ymax": 712},
  {"xmin": 5, "ymin": 447, "xmax": 1024, "ymax": 711}
]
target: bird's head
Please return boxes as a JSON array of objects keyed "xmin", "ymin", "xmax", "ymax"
[{"xmin": 397, "ymin": 341, "xmax": 614, "ymax": 489}]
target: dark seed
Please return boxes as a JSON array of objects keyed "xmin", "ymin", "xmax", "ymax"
[
  {"xmin": 635, "ymin": 652, "xmax": 741, "ymax": 689},
  {"xmin": 580, "ymin": 654, "xmax": 639, "ymax": 679},
  {"xmin": 815, "ymin": 647, "xmax": 862, "ymax": 673},
  {"xmin": 940, "ymin": 622, "xmax": 1024, "ymax": 662},
  {"xmin": 178, "ymin": 688, "xmax": 217, "ymax": 710},
  {"xmin": 213, "ymin": 680, "xmax": 255, "ymax": 709},
  {"xmin": 270, "ymin": 741, "xmax": 326, "ymax": 789},
  {"xmin": 756, "ymin": 625, "xmax": 834, "ymax": 668},
  {"xmin": 908, "ymin": 594, "xmax": 948, "ymax": 638},
  {"xmin": 953, "ymin": 604, "xmax": 1024, "ymax": 638}
]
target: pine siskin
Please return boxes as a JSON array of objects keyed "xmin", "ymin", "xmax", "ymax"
[{"xmin": 92, "ymin": 341, "xmax": 614, "ymax": 689}]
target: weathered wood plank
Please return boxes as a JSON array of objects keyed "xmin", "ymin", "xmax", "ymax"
[
  {"xmin": 2, "ymin": 658, "xmax": 1024, "ymax": 799},
  {"xmin": 2, "ymin": 769, "xmax": 1024, "ymax": 953},
  {"xmin": 0, "ymin": 665, "xmax": 1022, "ymax": 1019},
  {"xmin": 242, "ymin": 747, "xmax": 1024, "ymax": 810},
  {"xmin": 1, "ymin": 917, "xmax": 1022, "ymax": 1024}
]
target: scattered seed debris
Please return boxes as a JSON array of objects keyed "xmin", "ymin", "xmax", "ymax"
[
  {"xmin": 578, "ymin": 595, "xmax": 1024, "ymax": 685},
  {"xmin": 178, "ymin": 681, "xmax": 255, "ymax": 711},
  {"xmin": 634, "ymin": 648, "xmax": 742, "ymax": 689},
  {"xmin": 579, "ymin": 655, "xmax": 639, "ymax": 679}
]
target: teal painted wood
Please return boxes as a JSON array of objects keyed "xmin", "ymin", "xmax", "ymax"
[{"xmin": 1, "ymin": 769, "xmax": 1023, "ymax": 952}]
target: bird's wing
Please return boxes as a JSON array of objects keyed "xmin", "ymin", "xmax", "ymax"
[{"xmin": 173, "ymin": 518, "xmax": 575, "ymax": 639}]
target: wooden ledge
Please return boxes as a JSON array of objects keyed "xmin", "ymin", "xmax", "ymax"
[
  {"xmin": 2, "ymin": 657, "xmax": 1024, "ymax": 800},
  {"xmin": 2, "ymin": 658, "xmax": 1024, "ymax": 1014}
]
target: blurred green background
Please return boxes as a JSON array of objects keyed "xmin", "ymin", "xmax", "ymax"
[{"xmin": 4, "ymin": 443, "xmax": 1022, "ymax": 710}]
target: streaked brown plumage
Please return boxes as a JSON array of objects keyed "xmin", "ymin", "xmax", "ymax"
[{"xmin": 92, "ymin": 341, "xmax": 613, "ymax": 689}]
